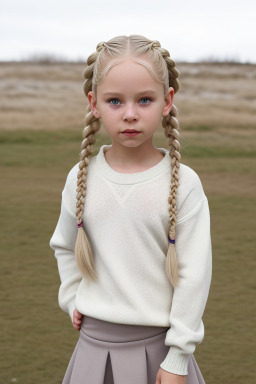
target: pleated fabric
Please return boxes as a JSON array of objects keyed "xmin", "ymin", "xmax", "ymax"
[{"xmin": 62, "ymin": 315, "xmax": 206, "ymax": 384}]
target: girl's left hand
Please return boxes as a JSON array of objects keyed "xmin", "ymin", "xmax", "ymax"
[
  {"xmin": 73, "ymin": 309, "xmax": 83, "ymax": 330},
  {"xmin": 155, "ymin": 367, "xmax": 186, "ymax": 384}
]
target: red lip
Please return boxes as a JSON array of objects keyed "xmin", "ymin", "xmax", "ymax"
[{"xmin": 122, "ymin": 130, "xmax": 140, "ymax": 133}]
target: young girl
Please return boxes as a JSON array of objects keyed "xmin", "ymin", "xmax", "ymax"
[{"xmin": 49, "ymin": 35, "xmax": 212, "ymax": 384}]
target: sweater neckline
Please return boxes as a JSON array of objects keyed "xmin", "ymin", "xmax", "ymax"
[{"xmin": 95, "ymin": 144, "xmax": 171, "ymax": 184}]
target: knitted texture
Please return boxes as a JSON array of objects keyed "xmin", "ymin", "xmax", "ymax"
[{"xmin": 49, "ymin": 145, "xmax": 212, "ymax": 374}]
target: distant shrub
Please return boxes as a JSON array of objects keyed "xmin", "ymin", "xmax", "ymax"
[{"xmin": 21, "ymin": 53, "xmax": 70, "ymax": 64}]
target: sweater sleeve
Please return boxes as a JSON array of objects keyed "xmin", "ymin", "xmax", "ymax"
[
  {"xmin": 160, "ymin": 196, "xmax": 212, "ymax": 375},
  {"xmin": 49, "ymin": 166, "xmax": 83, "ymax": 321}
]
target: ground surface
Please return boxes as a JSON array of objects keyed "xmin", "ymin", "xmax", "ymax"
[{"xmin": 0, "ymin": 62, "xmax": 255, "ymax": 383}]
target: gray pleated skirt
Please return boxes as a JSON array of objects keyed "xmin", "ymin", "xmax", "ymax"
[{"xmin": 63, "ymin": 315, "xmax": 206, "ymax": 384}]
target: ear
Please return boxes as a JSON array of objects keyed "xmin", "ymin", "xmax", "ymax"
[
  {"xmin": 162, "ymin": 87, "xmax": 174, "ymax": 117},
  {"xmin": 88, "ymin": 91, "xmax": 101, "ymax": 119}
]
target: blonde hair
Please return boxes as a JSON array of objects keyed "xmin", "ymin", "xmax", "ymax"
[{"xmin": 75, "ymin": 35, "xmax": 181, "ymax": 287}]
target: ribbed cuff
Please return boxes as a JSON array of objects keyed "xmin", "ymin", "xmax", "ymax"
[{"xmin": 160, "ymin": 346, "xmax": 189, "ymax": 375}]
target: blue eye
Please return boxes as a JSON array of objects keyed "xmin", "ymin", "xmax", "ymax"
[
  {"xmin": 109, "ymin": 98, "xmax": 120, "ymax": 105},
  {"xmin": 139, "ymin": 97, "xmax": 151, "ymax": 104}
]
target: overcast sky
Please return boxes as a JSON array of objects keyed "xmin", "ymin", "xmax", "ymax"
[{"xmin": 1, "ymin": 0, "xmax": 255, "ymax": 62}]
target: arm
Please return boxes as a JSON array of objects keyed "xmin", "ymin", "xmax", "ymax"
[
  {"xmin": 160, "ymin": 198, "xmax": 212, "ymax": 375},
  {"xmin": 49, "ymin": 195, "xmax": 83, "ymax": 321}
]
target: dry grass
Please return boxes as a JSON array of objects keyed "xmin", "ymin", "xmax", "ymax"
[
  {"xmin": 1, "ymin": 62, "xmax": 256, "ymax": 132},
  {"xmin": 0, "ymin": 62, "xmax": 255, "ymax": 384}
]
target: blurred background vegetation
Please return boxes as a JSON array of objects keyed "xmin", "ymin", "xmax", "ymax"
[{"xmin": 0, "ymin": 61, "xmax": 255, "ymax": 383}]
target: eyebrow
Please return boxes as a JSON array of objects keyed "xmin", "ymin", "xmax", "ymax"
[{"xmin": 102, "ymin": 90, "xmax": 157, "ymax": 97}]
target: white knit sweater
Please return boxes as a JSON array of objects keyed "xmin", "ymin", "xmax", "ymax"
[{"xmin": 49, "ymin": 144, "xmax": 212, "ymax": 375}]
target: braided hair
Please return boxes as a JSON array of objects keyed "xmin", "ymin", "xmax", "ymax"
[{"xmin": 75, "ymin": 35, "xmax": 181, "ymax": 287}]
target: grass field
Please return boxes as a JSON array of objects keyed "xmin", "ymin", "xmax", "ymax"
[{"xmin": 0, "ymin": 62, "xmax": 256, "ymax": 383}]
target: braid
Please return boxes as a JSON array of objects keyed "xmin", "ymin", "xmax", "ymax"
[
  {"xmin": 76, "ymin": 109, "xmax": 100, "ymax": 224},
  {"xmin": 74, "ymin": 34, "xmax": 181, "ymax": 288},
  {"xmin": 74, "ymin": 47, "xmax": 102, "ymax": 282},
  {"xmin": 154, "ymin": 44, "xmax": 181, "ymax": 287}
]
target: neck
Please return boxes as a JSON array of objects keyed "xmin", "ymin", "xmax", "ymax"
[{"xmin": 104, "ymin": 140, "xmax": 164, "ymax": 172}]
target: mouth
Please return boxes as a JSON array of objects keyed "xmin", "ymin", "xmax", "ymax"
[
  {"xmin": 121, "ymin": 129, "xmax": 140, "ymax": 133},
  {"xmin": 121, "ymin": 130, "xmax": 141, "ymax": 137}
]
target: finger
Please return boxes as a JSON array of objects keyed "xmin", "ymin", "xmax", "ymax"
[
  {"xmin": 74, "ymin": 309, "xmax": 83, "ymax": 320},
  {"xmin": 73, "ymin": 318, "xmax": 82, "ymax": 325},
  {"xmin": 76, "ymin": 311, "xmax": 83, "ymax": 319},
  {"xmin": 73, "ymin": 322, "xmax": 81, "ymax": 330},
  {"xmin": 155, "ymin": 368, "xmax": 161, "ymax": 384},
  {"xmin": 73, "ymin": 314, "xmax": 81, "ymax": 322},
  {"xmin": 74, "ymin": 309, "xmax": 80, "ymax": 317}
]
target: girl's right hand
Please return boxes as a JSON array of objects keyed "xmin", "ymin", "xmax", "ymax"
[{"xmin": 73, "ymin": 309, "xmax": 83, "ymax": 330}]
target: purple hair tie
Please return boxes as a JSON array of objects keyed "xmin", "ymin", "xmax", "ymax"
[
  {"xmin": 168, "ymin": 237, "xmax": 175, "ymax": 244},
  {"xmin": 77, "ymin": 221, "xmax": 83, "ymax": 228}
]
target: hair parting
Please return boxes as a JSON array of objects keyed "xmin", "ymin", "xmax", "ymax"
[{"xmin": 75, "ymin": 34, "xmax": 181, "ymax": 287}]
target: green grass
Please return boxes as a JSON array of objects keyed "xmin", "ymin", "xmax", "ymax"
[{"xmin": 0, "ymin": 129, "xmax": 255, "ymax": 383}]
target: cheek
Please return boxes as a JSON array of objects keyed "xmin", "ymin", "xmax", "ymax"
[
  {"xmin": 101, "ymin": 109, "xmax": 117, "ymax": 123},
  {"xmin": 147, "ymin": 105, "xmax": 164, "ymax": 120}
]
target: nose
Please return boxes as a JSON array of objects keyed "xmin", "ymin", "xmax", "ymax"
[{"xmin": 123, "ymin": 103, "xmax": 138, "ymax": 122}]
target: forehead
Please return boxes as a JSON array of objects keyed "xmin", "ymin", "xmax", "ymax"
[
  {"xmin": 97, "ymin": 57, "xmax": 164, "ymax": 92},
  {"xmin": 105, "ymin": 57, "xmax": 153, "ymax": 77}
]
